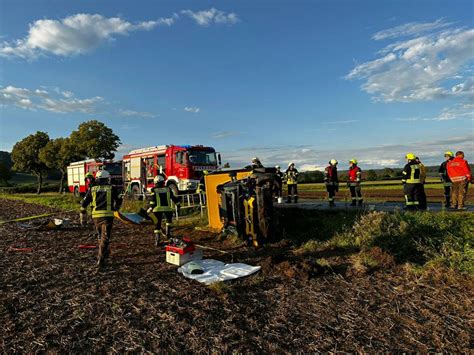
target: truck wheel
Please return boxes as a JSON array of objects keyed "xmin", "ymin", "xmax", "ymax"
[
  {"xmin": 131, "ymin": 185, "xmax": 141, "ymax": 200},
  {"xmin": 74, "ymin": 186, "xmax": 80, "ymax": 198}
]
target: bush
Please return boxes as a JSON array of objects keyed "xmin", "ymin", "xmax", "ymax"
[{"xmin": 338, "ymin": 211, "xmax": 474, "ymax": 274}]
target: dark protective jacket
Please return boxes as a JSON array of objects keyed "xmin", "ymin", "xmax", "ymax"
[
  {"xmin": 401, "ymin": 161, "xmax": 421, "ymax": 184},
  {"xmin": 324, "ymin": 165, "xmax": 338, "ymax": 184},
  {"xmin": 81, "ymin": 182, "xmax": 122, "ymax": 218},
  {"xmin": 285, "ymin": 168, "xmax": 299, "ymax": 185},
  {"xmin": 149, "ymin": 184, "xmax": 180, "ymax": 212},
  {"xmin": 439, "ymin": 159, "xmax": 453, "ymax": 184}
]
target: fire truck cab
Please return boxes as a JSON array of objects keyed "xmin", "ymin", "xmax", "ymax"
[
  {"xmin": 67, "ymin": 159, "xmax": 123, "ymax": 197},
  {"xmin": 122, "ymin": 145, "xmax": 220, "ymax": 198}
]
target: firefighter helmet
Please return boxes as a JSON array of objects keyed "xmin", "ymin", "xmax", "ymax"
[
  {"xmin": 252, "ymin": 157, "xmax": 261, "ymax": 164},
  {"xmin": 405, "ymin": 153, "xmax": 416, "ymax": 160},
  {"xmin": 288, "ymin": 162, "xmax": 295, "ymax": 167},
  {"xmin": 203, "ymin": 170, "xmax": 209, "ymax": 175},
  {"xmin": 444, "ymin": 151, "xmax": 454, "ymax": 157},
  {"xmin": 154, "ymin": 175, "xmax": 165, "ymax": 184},
  {"xmin": 349, "ymin": 159, "xmax": 358, "ymax": 165},
  {"xmin": 275, "ymin": 165, "xmax": 280, "ymax": 169},
  {"xmin": 330, "ymin": 159, "xmax": 338, "ymax": 166},
  {"xmin": 96, "ymin": 170, "xmax": 110, "ymax": 179}
]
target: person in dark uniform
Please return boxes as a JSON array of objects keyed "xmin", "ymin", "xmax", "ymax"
[
  {"xmin": 147, "ymin": 175, "xmax": 181, "ymax": 246},
  {"xmin": 324, "ymin": 159, "xmax": 339, "ymax": 207},
  {"xmin": 401, "ymin": 153, "xmax": 422, "ymax": 210},
  {"xmin": 80, "ymin": 170, "xmax": 122, "ymax": 268},
  {"xmin": 439, "ymin": 151, "xmax": 454, "ymax": 207}
]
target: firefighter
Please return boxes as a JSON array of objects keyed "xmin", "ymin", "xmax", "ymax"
[
  {"xmin": 285, "ymin": 162, "xmax": 299, "ymax": 203},
  {"xmin": 274, "ymin": 165, "xmax": 284, "ymax": 201},
  {"xmin": 251, "ymin": 157, "xmax": 264, "ymax": 170},
  {"xmin": 80, "ymin": 170, "xmax": 122, "ymax": 268},
  {"xmin": 147, "ymin": 175, "xmax": 181, "ymax": 246},
  {"xmin": 80, "ymin": 172, "xmax": 97, "ymax": 226},
  {"xmin": 416, "ymin": 157, "xmax": 427, "ymax": 210},
  {"xmin": 401, "ymin": 153, "xmax": 422, "ymax": 210},
  {"xmin": 347, "ymin": 159, "xmax": 362, "ymax": 206},
  {"xmin": 439, "ymin": 151, "xmax": 454, "ymax": 207},
  {"xmin": 447, "ymin": 151, "xmax": 471, "ymax": 210},
  {"xmin": 324, "ymin": 159, "xmax": 339, "ymax": 207},
  {"xmin": 197, "ymin": 170, "xmax": 209, "ymax": 205}
]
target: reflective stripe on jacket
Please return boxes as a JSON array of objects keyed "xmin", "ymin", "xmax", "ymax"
[
  {"xmin": 447, "ymin": 157, "xmax": 471, "ymax": 183},
  {"xmin": 402, "ymin": 162, "xmax": 421, "ymax": 184},
  {"xmin": 91, "ymin": 185, "xmax": 114, "ymax": 218},
  {"xmin": 348, "ymin": 166, "xmax": 361, "ymax": 185},
  {"xmin": 150, "ymin": 186, "xmax": 174, "ymax": 212},
  {"xmin": 285, "ymin": 169, "xmax": 299, "ymax": 185}
]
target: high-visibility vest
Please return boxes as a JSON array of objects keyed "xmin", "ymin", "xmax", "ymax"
[
  {"xmin": 91, "ymin": 185, "xmax": 114, "ymax": 218},
  {"xmin": 286, "ymin": 171, "xmax": 298, "ymax": 185},
  {"xmin": 151, "ymin": 187, "xmax": 173, "ymax": 212},
  {"xmin": 402, "ymin": 164, "xmax": 421, "ymax": 184}
]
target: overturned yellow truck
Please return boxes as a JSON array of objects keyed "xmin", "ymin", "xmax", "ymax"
[{"xmin": 204, "ymin": 168, "xmax": 278, "ymax": 247}]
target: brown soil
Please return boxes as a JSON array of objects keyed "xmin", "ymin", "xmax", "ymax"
[{"xmin": 1, "ymin": 198, "xmax": 472, "ymax": 352}]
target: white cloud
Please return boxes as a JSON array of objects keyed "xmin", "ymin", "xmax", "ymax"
[
  {"xmin": 211, "ymin": 131, "xmax": 240, "ymax": 139},
  {"xmin": 118, "ymin": 109, "xmax": 157, "ymax": 118},
  {"xmin": 0, "ymin": 13, "xmax": 173, "ymax": 59},
  {"xmin": 347, "ymin": 21, "xmax": 474, "ymax": 102},
  {"xmin": 184, "ymin": 106, "xmax": 200, "ymax": 113},
  {"xmin": 181, "ymin": 8, "xmax": 239, "ymax": 26},
  {"xmin": 322, "ymin": 119, "xmax": 359, "ymax": 125},
  {"xmin": 372, "ymin": 19, "xmax": 452, "ymax": 40},
  {"xmin": 221, "ymin": 135, "xmax": 474, "ymax": 170}
]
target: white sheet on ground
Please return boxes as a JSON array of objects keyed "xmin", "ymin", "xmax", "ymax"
[{"xmin": 178, "ymin": 259, "xmax": 261, "ymax": 285}]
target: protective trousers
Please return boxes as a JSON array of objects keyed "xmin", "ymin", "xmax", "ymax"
[
  {"xmin": 93, "ymin": 217, "xmax": 114, "ymax": 267},
  {"xmin": 287, "ymin": 184, "xmax": 298, "ymax": 203},
  {"xmin": 403, "ymin": 183, "xmax": 422, "ymax": 210},
  {"xmin": 349, "ymin": 185, "xmax": 362, "ymax": 205},
  {"xmin": 326, "ymin": 184, "xmax": 337, "ymax": 205},
  {"xmin": 418, "ymin": 184, "xmax": 427, "ymax": 210},
  {"xmin": 451, "ymin": 181, "xmax": 469, "ymax": 209},
  {"xmin": 153, "ymin": 211, "xmax": 173, "ymax": 238},
  {"xmin": 443, "ymin": 185, "xmax": 451, "ymax": 207}
]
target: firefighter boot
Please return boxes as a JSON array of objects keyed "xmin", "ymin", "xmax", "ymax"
[
  {"xmin": 165, "ymin": 223, "xmax": 172, "ymax": 239},
  {"xmin": 154, "ymin": 229, "xmax": 161, "ymax": 247},
  {"xmin": 287, "ymin": 196, "xmax": 292, "ymax": 203},
  {"xmin": 358, "ymin": 199, "xmax": 363, "ymax": 206},
  {"xmin": 329, "ymin": 200, "xmax": 335, "ymax": 207},
  {"xmin": 294, "ymin": 196, "xmax": 298, "ymax": 203},
  {"xmin": 350, "ymin": 199, "xmax": 357, "ymax": 206}
]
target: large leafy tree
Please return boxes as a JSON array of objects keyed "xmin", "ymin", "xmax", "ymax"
[
  {"xmin": 0, "ymin": 162, "xmax": 12, "ymax": 185},
  {"xmin": 70, "ymin": 120, "xmax": 121, "ymax": 160},
  {"xmin": 11, "ymin": 131, "xmax": 50, "ymax": 194},
  {"xmin": 39, "ymin": 137, "xmax": 83, "ymax": 192}
]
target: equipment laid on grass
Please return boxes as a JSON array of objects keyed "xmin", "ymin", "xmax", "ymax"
[
  {"xmin": 165, "ymin": 236, "xmax": 203, "ymax": 266},
  {"xmin": 178, "ymin": 259, "xmax": 261, "ymax": 285}
]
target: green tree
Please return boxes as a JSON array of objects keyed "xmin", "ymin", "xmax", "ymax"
[
  {"xmin": 39, "ymin": 137, "xmax": 82, "ymax": 192},
  {"xmin": 11, "ymin": 131, "xmax": 50, "ymax": 194},
  {"xmin": 0, "ymin": 151, "xmax": 13, "ymax": 171},
  {"xmin": 0, "ymin": 162, "xmax": 12, "ymax": 185},
  {"xmin": 366, "ymin": 169, "xmax": 378, "ymax": 181},
  {"xmin": 70, "ymin": 120, "xmax": 121, "ymax": 159}
]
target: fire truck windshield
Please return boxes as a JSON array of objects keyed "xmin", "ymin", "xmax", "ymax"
[
  {"xmin": 188, "ymin": 150, "xmax": 217, "ymax": 165},
  {"xmin": 104, "ymin": 163, "xmax": 122, "ymax": 175}
]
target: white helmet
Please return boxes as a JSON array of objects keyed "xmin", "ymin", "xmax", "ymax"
[
  {"xmin": 288, "ymin": 162, "xmax": 295, "ymax": 167},
  {"xmin": 252, "ymin": 157, "xmax": 261, "ymax": 163},
  {"xmin": 154, "ymin": 175, "xmax": 165, "ymax": 184},
  {"xmin": 96, "ymin": 170, "xmax": 110, "ymax": 179},
  {"xmin": 330, "ymin": 159, "xmax": 338, "ymax": 166},
  {"xmin": 275, "ymin": 165, "xmax": 280, "ymax": 169}
]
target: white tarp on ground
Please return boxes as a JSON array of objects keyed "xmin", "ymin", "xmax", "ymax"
[{"xmin": 178, "ymin": 259, "xmax": 261, "ymax": 285}]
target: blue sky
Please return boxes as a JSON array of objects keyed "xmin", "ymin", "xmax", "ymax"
[{"xmin": 1, "ymin": 0, "xmax": 473, "ymax": 170}]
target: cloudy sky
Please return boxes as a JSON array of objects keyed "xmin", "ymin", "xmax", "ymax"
[{"xmin": 0, "ymin": 0, "xmax": 473, "ymax": 170}]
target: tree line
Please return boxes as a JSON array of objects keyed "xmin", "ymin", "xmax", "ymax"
[{"xmin": 3, "ymin": 120, "xmax": 120, "ymax": 194}]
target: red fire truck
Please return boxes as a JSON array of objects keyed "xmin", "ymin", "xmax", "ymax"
[
  {"xmin": 122, "ymin": 145, "xmax": 220, "ymax": 198},
  {"xmin": 67, "ymin": 159, "xmax": 123, "ymax": 196}
]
